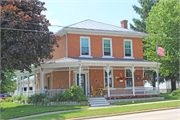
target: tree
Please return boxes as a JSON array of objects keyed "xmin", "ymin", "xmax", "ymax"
[
  {"xmin": 1, "ymin": 0, "xmax": 60, "ymax": 80},
  {"xmin": 1, "ymin": 70, "xmax": 17, "ymax": 93},
  {"xmin": 130, "ymin": 0, "xmax": 159, "ymax": 87},
  {"xmin": 144, "ymin": 0, "xmax": 180, "ymax": 91},
  {"xmin": 130, "ymin": 0, "xmax": 159, "ymax": 33}
]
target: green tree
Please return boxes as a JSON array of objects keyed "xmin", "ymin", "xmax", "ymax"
[
  {"xmin": 1, "ymin": 70, "xmax": 16, "ymax": 93},
  {"xmin": 1, "ymin": 0, "xmax": 60, "ymax": 80},
  {"xmin": 130, "ymin": 0, "xmax": 159, "ymax": 87},
  {"xmin": 130, "ymin": 0, "xmax": 159, "ymax": 32},
  {"xmin": 144, "ymin": 0, "xmax": 180, "ymax": 91}
]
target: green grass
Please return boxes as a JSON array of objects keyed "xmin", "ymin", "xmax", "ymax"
[
  {"xmin": 24, "ymin": 101, "xmax": 180, "ymax": 120},
  {"xmin": 161, "ymin": 92, "xmax": 180, "ymax": 100},
  {"xmin": 0, "ymin": 102, "xmax": 89, "ymax": 119}
]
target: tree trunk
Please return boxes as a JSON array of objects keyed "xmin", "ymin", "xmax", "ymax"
[
  {"xmin": 171, "ymin": 79, "xmax": 176, "ymax": 92},
  {"xmin": 152, "ymin": 72, "xmax": 156, "ymax": 87}
]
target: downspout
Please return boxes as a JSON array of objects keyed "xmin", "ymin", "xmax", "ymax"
[{"xmin": 66, "ymin": 33, "xmax": 68, "ymax": 58}]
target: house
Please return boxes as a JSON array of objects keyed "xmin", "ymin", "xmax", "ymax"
[{"xmin": 15, "ymin": 19, "xmax": 160, "ymax": 97}]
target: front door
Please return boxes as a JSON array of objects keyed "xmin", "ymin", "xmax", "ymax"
[{"xmin": 77, "ymin": 74, "xmax": 86, "ymax": 95}]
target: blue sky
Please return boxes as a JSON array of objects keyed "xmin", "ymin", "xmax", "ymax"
[{"xmin": 42, "ymin": 0, "xmax": 141, "ymax": 33}]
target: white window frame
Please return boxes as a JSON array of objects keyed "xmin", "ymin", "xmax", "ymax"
[
  {"xmin": 125, "ymin": 69, "xmax": 133, "ymax": 88},
  {"xmin": 103, "ymin": 68, "xmax": 114, "ymax": 89},
  {"xmin": 79, "ymin": 36, "xmax": 92, "ymax": 58},
  {"xmin": 102, "ymin": 38, "xmax": 114, "ymax": 58},
  {"xmin": 123, "ymin": 39, "xmax": 134, "ymax": 59}
]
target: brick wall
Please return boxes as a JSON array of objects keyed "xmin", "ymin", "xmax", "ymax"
[
  {"xmin": 52, "ymin": 71, "xmax": 69, "ymax": 89},
  {"xmin": 89, "ymin": 67, "xmax": 104, "ymax": 95},
  {"xmin": 113, "ymin": 68, "xmax": 125, "ymax": 88},
  {"xmin": 68, "ymin": 34, "xmax": 143, "ymax": 59}
]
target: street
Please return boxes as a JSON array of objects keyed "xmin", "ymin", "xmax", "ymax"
[{"xmin": 84, "ymin": 108, "xmax": 180, "ymax": 120}]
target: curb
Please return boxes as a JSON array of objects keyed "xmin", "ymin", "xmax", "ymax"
[{"xmin": 67, "ymin": 106, "xmax": 180, "ymax": 120}]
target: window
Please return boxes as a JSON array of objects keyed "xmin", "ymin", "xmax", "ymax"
[
  {"xmin": 124, "ymin": 39, "xmax": 133, "ymax": 58},
  {"xmin": 126, "ymin": 69, "xmax": 133, "ymax": 87},
  {"xmin": 104, "ymin": 70, "xmax": 113, "ymax": 88},
  {"xmin": 80, "ymin": 37, "xmax": 91, "ymax": 57},
  {"xmin": 102, "ymin": 38, "xmax": 113, "ymax": 58}
]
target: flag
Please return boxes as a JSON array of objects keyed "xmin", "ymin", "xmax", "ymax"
[{"xmin": 157, "ymin": 46, "xmax": 165, "ymax": 57}]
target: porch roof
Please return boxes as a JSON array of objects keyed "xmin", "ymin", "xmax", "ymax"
[{"xmin": 42, "ymin": 57, "xmax": 160, "ymax": 68}]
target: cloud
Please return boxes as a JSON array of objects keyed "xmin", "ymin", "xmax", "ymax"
[
  {"xmin": 48, "ymin": 11, "xmax": 53, "ymax": 15},
  {"xmin": 46, "ymin": 17, "xmax": 58, "ymax": 25}
]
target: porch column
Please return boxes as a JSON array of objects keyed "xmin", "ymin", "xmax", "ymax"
[
  {"xmin": 51, "ymin": 71, "xmax": 53, "ymax": 89},
  {"xmin": 16, "ymin": 75, "xmax": 19, "ymax": 95},
  {"xmin": 131, "ymin": 65, "xmax": 135, "ymax": 95},
  {"xmin": 79, "ymin": 64, "xmax": 82, "ymax": 88},
  {"xmin": 40, "ymin": 68, "xmax": 44, "ymax": 93},
  {"xmin": 23, "ymin": 74, "xmax": 24, "ymax": 94},
  {"xmin": 106, "ymin": 64, "xmax": 110, "ymax": 97},
  {"xmin": 34, "ymin": 70, "xmax": 36, "ymax": 94},
  {"xmin": 20, "ymin": 76, "xmax": 22, "ymax": 93},
  {"xmin": 27, "ymin": 73, "xmax": 29, "ymax": 97},
  {"xmin": 69, "ymin": 67, "xmax": 71, "ymax": 89}
]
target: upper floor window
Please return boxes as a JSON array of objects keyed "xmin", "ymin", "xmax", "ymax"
[
  {"xmin": 124, "ymin": 39, "xmax": 134, "ymax": 59},
  {"xmin": 80, "ymin": 37, "xmax": 91, "ymax": 57},
  {"xmin": 102, "ymin": 38, "xmax": 113, "ymax": 58}
]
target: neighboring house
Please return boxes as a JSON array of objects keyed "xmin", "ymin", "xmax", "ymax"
[{"xmin": 15, "ymin": 19, "xmax": 161, "ymax": 97}]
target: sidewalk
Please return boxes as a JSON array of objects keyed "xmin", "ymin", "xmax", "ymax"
[{"xmin": 10, "ymin": 100, "xmax": 180, "ymax": 120}]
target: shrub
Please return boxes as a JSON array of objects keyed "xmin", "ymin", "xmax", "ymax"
[
  {"xmin": 5, "ymin": 97, "xmax": 13, "ymax": 102},
  {"xmin": 161, "ymin": 93, "xmax": 171, "ymax": 99},
  {"xmin": 51, "ymin": 93, "xmax": 63, "ymax": 102},
  {"xmin": 20, "ymin": 95, "xmax": 28, "ymax": 103},
  {"xmin": 27, "ymin": 93, "xmax": 48, "ymax": 105},
  {"xmin": 171, "ymin": 90, "xmax": 180, "ymax": 96},
  {"xmin": 62, "ymin": 85, "xmax": 88, "ymax": 102},
  {"xmin": 0, "ymin": 99, "xmax": 5, "ymax": 102},
  {"xmin": 13, "ymin": 95, "xmax": 18, "ymax": 100},
  {"xmin": 42, "ymin": 96, "xmax": 50, "ymax": 105},
  {"xmin": 17, "ymin": 95, "xmax": 22, "ymax": 100}
]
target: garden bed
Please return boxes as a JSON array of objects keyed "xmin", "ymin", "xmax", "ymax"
[{"xmin": 107, "ymin": 97, "xmax": 165, "ymax": 104}]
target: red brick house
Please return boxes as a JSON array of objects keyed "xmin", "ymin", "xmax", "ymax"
[{"xmin": 15, "ymin": 20, "xmax": 160, "ymax": 97}]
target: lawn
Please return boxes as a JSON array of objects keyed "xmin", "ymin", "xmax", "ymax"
[
  {"xmin": 114, "ymin": 92, "xmax": 180, "ymax": 105},
  {"xmin": 24, "ymin": 101, "xmax": 180, "ymax": 120},
  {"xmin": 0, "ymin": 102, "xmax": 89, "ymax": 119}
]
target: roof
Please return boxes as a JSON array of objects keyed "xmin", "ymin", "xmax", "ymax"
[
  {"xmin": 43, "ymin": 57, "xmax": 157, "ymax": 65},
  {"xmin": 56, "ymin": 19, "xmax": 149, "ymax": 37}
]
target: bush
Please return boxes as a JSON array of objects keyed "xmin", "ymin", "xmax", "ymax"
[
  {"xmin": 161, "ymin": 93, "xmax": 171, "ymax": 99},
  {"xmin": 62, "ymin": 85, "xmax": 88, "ymax": 103},
  {"xmin": 51, "ymin": 93, "xmax": 63, "ymax": 102},
  {"xmin": 171, "ymin": 90, "xmax": 180, "ymax": 96},
  {"xmin": 20, "ymin": 95, "xmax": 28, "ymax": 103},
  {"xmin": 42, "ymin": 96, "xmax": 50, "ymax": 105},
  {"xmin": 0, "ymin": 99, "xmax": 5, "ymax": 102},
  {"xmin": 13, "ymin": 95, "xmax": 18, "ymax": 100},
  {"xmin": 17, "ymin": 95, "xmax": 22, "ymax": 100},
  {"xmin": 5, "ymin": 97, "xmax": 14, "ymax": 102},
  {"xmin": 27, "ymin": 93, "xmax": 48, "ymax": 105}
]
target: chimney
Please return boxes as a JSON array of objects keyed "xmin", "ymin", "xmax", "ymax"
[{"xmin": 121, "ymin": 20, "xmax": 128, "ymax": 29}]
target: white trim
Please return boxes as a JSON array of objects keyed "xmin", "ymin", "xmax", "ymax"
[
  {"xmin": 103, "ymin": 67, "xmax": 114, "ymax": 89},
  {"xmin": 79, "ymin": 36, "xmax": 92, "ymax": 58},
  {"xmin": 123, "ymin": 39, "xmax": 134, "ymax": 59},
  {"xmin": 102, "ymin": 38, "xmax": 114, "ymax": 58}
]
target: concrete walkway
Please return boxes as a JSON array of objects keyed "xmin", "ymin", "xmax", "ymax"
[{"xmin": 10, "ymin": 100, "xmax": 180, "ymax": 120}]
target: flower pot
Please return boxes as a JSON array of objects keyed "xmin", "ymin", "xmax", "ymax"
[{"xmin": 119, "ymin": 80, "xmax": 123, "ymax": 82}]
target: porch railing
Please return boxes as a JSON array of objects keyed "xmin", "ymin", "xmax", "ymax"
[
  {"xmin": 13, "ymin": 89, "xmax": 67, "ymax": 97},
  {"xmin": 110, "ymin": 87, "xmax": 158, "ymax": 97}
]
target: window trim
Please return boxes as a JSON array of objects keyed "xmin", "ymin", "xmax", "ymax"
[
  {"xmin": 123, "ymin": 39, "xmax": 134, "ymax": 59},
  {"xmin": 103, "ymin": 68, "xmax": 114, "ymax": 88},
  {"xmin": 79, "ymin": 36, "xmax": 92, "ymax": 58},
  {"xmin": 125, "ymin": 69, "xmax": 133, "ymax": 88},
  {"xmin": 102, "ymin": 38, "xmax": 114, "ymax": 58}
]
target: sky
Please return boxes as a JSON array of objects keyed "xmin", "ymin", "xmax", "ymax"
[{"xmin": 41, "ymin": 0, "xmax": 141, "ymax": 33}]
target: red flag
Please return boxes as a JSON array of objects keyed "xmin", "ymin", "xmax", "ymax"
[{"xmin": 157, "ymin": 46, "xmax": 165, "ymax": 57}]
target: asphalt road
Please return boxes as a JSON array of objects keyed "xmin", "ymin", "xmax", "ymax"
[{"xmin": 84, "ymin": 108, "xmax": 180, "ymax": 120}]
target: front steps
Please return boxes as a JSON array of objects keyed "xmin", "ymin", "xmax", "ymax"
[{"xmin": 88, "ymin": 97, "xmax": 110, "ymax": 107}]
